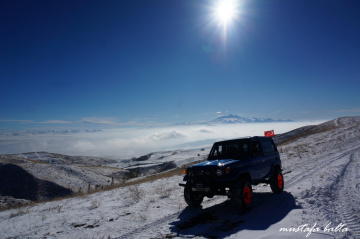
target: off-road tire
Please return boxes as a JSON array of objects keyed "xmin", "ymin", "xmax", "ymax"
[
  {"xmin": 270, "ymin": 169, "xmax": 284, "ymax": 193},
  {"xmin": 184, "ymin": 185, "xmax": 204, "ymax": 207},
  {"xmin": 232, "ymin": 179, "xmax": 253, "ymax": 211}
]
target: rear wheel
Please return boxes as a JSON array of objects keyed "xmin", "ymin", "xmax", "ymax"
[
  {"xmin": 270, "ymin": 169, "xmax": 284, "ymax": 193},
  {"xmin": 184, "ymin": 185, "xmax": 204, "ymax": 207},
  {"xmin": 232, "ymin": 179, "xmax": 253, "ymax": 211}
]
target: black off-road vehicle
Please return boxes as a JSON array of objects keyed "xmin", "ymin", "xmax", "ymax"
[{"xmin": 179, "ymin": 136, "xmax": 284, "ymax": 211}]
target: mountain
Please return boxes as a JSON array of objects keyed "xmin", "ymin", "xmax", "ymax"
[
  {"xmin": 211, "ymin": 114, "xmax": 293, "ymax": 124},
  {"xmin": 1, "ymin": 116, "xmax": 360, "ymax": 238}
]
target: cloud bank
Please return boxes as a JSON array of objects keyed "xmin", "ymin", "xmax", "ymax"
[{"xmin": 0, "ymin": 121, "xmax": 325, "ymax": 159}]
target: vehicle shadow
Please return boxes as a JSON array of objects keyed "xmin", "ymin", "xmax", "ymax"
[{"xmin": 169, "ymin": 191, "xmax": 300, "ymax": 238}]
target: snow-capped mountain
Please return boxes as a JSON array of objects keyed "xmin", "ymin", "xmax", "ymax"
[{"xmin": 211, "ymin": 114, "xmax": 293, "ymax": 124}]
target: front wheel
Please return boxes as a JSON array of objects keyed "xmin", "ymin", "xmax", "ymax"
[
  {"xmin": 231, "ymin": 179, "xmax": 253, "ymax": 211},
  {"xmin": 270, "ymin": 169, "xmax": 284, "ymax": 193},
  {"xmin": 184, "ymin": 185, "xmax": 204, "ymax": 207}
]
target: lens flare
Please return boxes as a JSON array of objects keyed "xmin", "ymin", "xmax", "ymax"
[
  {"xmin": 214, "ymin": 0, "xmax": 238, "ymax": 26},
  {"xmin": 207, "ymin": 0, "xmax": 243, "ymax": 42}
]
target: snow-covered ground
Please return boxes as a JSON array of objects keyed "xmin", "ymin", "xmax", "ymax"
[
  {"xmin": 0, "ymin": 117, "xmax": 359, "ymax": 239},
  {"xmin": 0, "ymin": 149, "xmax": 209, "ymax": 197}
]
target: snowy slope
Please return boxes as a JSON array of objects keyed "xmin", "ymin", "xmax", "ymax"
[
  {"xmin": 0, "ymin": 117, "xmax": 359, "ymax": 239},
  {"xmin": 11, "ymin": 152, "xmax": 117, "ymax": 165},
  {"xmin": 0, "ymin": 148, "xmax": 210, "ymax": 208},
  {"xmin": 0, "ymin": 154, "xmax": 125, "ymax": 195}
]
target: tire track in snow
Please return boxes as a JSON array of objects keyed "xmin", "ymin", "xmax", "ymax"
[
  {"xmin": 282, "ymin": 135, "xmax": 360, "ymax": 173},
  {"xmin": 286, "ymin": 142, "xmax": 360, "ymax": 238},
  {"xmin": 116, "ymin": 196, "xmax": 221, "ymax": 239},
  {"xmin": 117, "ymin": 211, "xmax": 181, "ymax": 239},
  {"xmin": 334, "ymin": 151, "xmax": 360, "ymax": 238},
  {"xmin": 285, "ymin": 150, "xmax": 353, "ymax": 189}
]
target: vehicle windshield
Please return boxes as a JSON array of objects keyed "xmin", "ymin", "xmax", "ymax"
[{"xmin": 208, "ymin": 140, "xmax": 249, "ymax": 160}]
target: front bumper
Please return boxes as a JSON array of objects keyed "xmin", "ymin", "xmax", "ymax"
[{"xmin": 179, "ymin": 183, "xmax": 211, "ymax": 192}]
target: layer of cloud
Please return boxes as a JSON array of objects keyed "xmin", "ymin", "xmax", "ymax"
[
  {"xmin": 82, "ymin": 117, "xmax": 118, "ymax": 124},
  {"xmin": 0, "ymin": 121, "xmax": 325, "ymax": 159},
  {"xmin": 149, "ymin": 130, "xmax": 186, "ymax": 140},
  {"xmin": 38, "ymin": 120, "xmax": 72, "ymax": 124},
  {"xmin": 0, "ymin": 117, "xmax": 143, "ymax": 127},
  {"xmin": 198, "ymin": 127, "xmax": 215, "ymax": 133},
  {"xmin": 81, "ymin": 117, "xmax": 143, "ymax": 126},
  {"xmin": 0, "ymin": 119, "xmax": 71, "ymax": 124},
  {"xmin": 333, "ymin": 108, "xmax": 360, "ymax": 113},
  {"xmin": 0, "ymin": 119, "xmax": 34, "ymax": 123}
]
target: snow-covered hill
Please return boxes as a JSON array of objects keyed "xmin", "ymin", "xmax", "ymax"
[
  {"xmin": 0, "ymin": 153, "xmax": 125, "ymax": 205},
  {"xmin": 0, "ymin": 116, "xmax": 359, "ymax": 239},
  {"xmin": 10, "ymin": 151, "xmax": 116, "ymax": 165},
  {"xmin": 0, "ymin": 148, "xmax": 210, "ymax": 207}
]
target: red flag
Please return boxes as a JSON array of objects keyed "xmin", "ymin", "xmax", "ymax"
[{"xmin": 264, "ymin": 130, "xmax": 274, "ymax": 137}]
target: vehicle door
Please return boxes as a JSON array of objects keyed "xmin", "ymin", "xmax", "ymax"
[
  {"xmin": 248, "ymin": 139, "xmax": 268, "ymax": 181},
  {"xmin": 259, "ymin": 137, "xmax": 279, "ymax": 178}
]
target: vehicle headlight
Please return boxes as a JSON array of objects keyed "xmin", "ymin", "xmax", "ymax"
[{"xmin": 216, "ymin": 169, "xmax": 223, "ymax": 176}]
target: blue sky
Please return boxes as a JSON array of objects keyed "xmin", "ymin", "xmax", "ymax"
[{"xmin": 1, "ymin": 0, "xmax": 360, "ymax": 131}]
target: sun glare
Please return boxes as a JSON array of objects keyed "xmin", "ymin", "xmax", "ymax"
[
  {"xmin": 203, "ymin": 0, "xmax": 245, "ymax": 46},
  {"xmin": 213, "ymin": 0, "xmax": 239, "ymax": 27}
]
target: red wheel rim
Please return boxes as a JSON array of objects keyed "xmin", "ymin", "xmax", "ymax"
[
  {"xmin": 277, "ymin": 174, "xmax": 283, "ymax": 188},
  {"xmin": 243, "ymin": 186, "xmax": 251, "ymax": 205}
]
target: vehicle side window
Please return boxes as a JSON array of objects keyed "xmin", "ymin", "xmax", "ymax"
[
  {"xmin": 209, "ymin": 140, "xmax": 249, "ymax": 159},
  {"xmin": 251, "ymin": 141, "xmax": 262, "ymax": 158},
  {"xmin": 260, "ymin": 139, "xmax": 277, "ymax": 155},
  {"xmin": 227, "ymin": 143, "xmax": 239, "ymax": 156},
  {"xmin": 239, "ymin": 143, "xmax": 249, "ymax": 158},
  {"xmin": 212, "ymin": 145, "xmax": 223, "ymax": 157}
]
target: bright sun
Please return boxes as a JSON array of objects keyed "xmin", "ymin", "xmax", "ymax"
[{"xmin": 214, "ymin": 0, "xmax": 239, "ymax": 27}]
